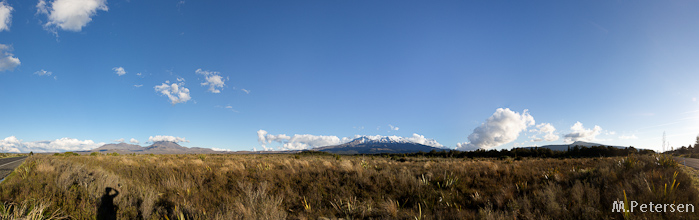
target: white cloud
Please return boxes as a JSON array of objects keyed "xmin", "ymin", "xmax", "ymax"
[
  {"xmin": 37, "ymin": 0, "xmax": 108, "ymax": 32},
  {"xmin": 267, "ymin": 134, "xmax": 291, "ymax": 142},
  {"xmin": 112, "ymin": 67, "xmax": 125, "ymax": 76},
  {"xmin": 536, "ymin": 123, "xmax": 555, "ymax": 134},
  {"xmin": 241, "ymin": 89, "xmax": 250, "ymax": 94},
  {"xmin": 0, "ymin": 136, "xmax": 22, "ymax": 153},
  {"xmin": 619, "ymin": 134, "xmax": 638, "ymax": 140},
  {"xmin": 257, "ymin": 130, "xmax": 443, "ymax": 151},
  {"xmin": 195, "ymin": 69, "xmax": 225, "ymax": 93},
  {"xmin": 455, "ymin": 142, "xmax": 473, "ymax": 150},
  {"xmin": 256, "ymin": 130, "xmax": 272, "ymax": 151},
  {"xmin": 136, "ymin": 72, "xmax": 142, "ymax": 76},
  {"xmin": 134, "ymin": 84, "xmax": 143, "ymax": 88},
  {"xmin": 0, "ymin": 1, "xmax": 13, "ymax": 32},
  {"xmin": 34, "ymin": 69, "xmax": 52, "ymax": 76},
  {"xmin": 257, "ymin": 130, "xmax": 293, "ymax": 150},
  {"xmin": 531, "ymin": 123, "xmax": 559, "ymax": 142},
  {"xmin": 112, "ymin": 138, "xmax": 124, "ymax": 143},
  {"xmin": 457, "ymin": 108, "xmax": 535, "ymax": 150},
  {"xmin": 24, "ymin": 137, "xmax": 104, "ymax": 152},
  {"xmin": 257, "ymin": 130, "xmax": 267, "ymax": 142},
  {"xmin": 0, "ymin": 44, "xmax": 20, "ymax": 72},
  {"xmin": 0, "ymin": 136, "xmax": 104, "ymax": 153},
  {"xmin": 148, "ymin": 135, "xmax": 188, "ymax": 143},
  {"xmin": 129, "ymin": 138, "xmax": 139, "ymax": 144},
  {"xmin": 224, "ymin": 105, "xmax": 239, "ymax": 112},
  {"xmin": 154, "ymin": 81, "xmax": 191, "ymax": 105},
  {"xmin": 563, "ymin": 122, "xmax": 602, "ymax": 142},
  {"xmin": 389, "ymin": 124, "xmax": 399, "ymax": 131},
  {"xmin": 543, "ymin": 133, "xmax": 558, "ymax": 142},
  {"xmin": 211, "ymin": 148, "xmax": 232, "ymax": 152},
  {"xmin": 404, "ymin": 133, "xmax": 443, "ymax": 148},
  {"xmin": 257, "ymin": 130, "xmax": 344, "ymax": 151},
  {"xmin": 282, "ymin": 134, "xmax": 344, "ymax": 150}
]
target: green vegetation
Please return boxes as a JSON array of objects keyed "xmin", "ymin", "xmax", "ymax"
[
  {"xmin": 0, "ymin": 153, "xmax": 26, "ymax": 159},
  {"xmin": 666, "ymin": 135, "xmax": 699, "ymax": 158},
  {"xmin": 383, "ymin": 145, "xmax": 655, "ymax": 159},
  {"xmin": 0, "ymin": 153, "xmax": 696, "ymax": 219}
]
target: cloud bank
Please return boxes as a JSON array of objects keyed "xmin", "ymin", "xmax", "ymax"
[
  {"xmin": 37, "ymin": 0, "xmax": 108, "ymax": 32},
  {"xmin": 0, "ymin": 44, "xmax": 20, "ymax": 72},
  {"xmin": 129, "ymin": 138, "xmax": 139, "ymax": 144},
  {"xmin": 563, "ymin": 122, "xmax": 602, "ymax": 142},
  {"xmin": 0, "ymin": 1, "xmax": 12, "ymax": 32},
  {"xmin": 195, "ymin": 69, "xmax": 225, "ymax": 93},
  {"xmin": 154, "ymin": 81, "xmax": 191, "ymax": 105},
  {"xmin": 457, "ymin": 108, "xmax": 535, "ymax": 150},
  {"xmin": 0, "ymin": 136, "xmax": 104, "ymax": 153},
  {"xmin": 148, "ymin": 135, "xmax": 188, "ymax": 143}
]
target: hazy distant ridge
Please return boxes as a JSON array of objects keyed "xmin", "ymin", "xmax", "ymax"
[
  {"xmin": 87, "ymin": 141, "xmax": 218, "ymax": 154},
  {"xmin": 528, "ymin": 141, "xmax": 628, "ymax": 151}
]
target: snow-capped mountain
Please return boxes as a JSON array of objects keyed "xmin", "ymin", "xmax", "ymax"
[
  {"xmin": 315, "ymin": 136, "xmax": 446, "ymax": 154},
  {"xmin": 349, "ymin": 134, "xmax": 443, "ymax": 148}
]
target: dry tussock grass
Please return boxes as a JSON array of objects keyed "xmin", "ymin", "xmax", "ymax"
[{"xmin": 0, "ymin": 154, "xmax": 697, "ymax": 219}]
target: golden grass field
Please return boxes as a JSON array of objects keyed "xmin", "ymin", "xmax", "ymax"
[{"xmin": 0, "ymin": 153, "xmax": 697, "ymax": 219}]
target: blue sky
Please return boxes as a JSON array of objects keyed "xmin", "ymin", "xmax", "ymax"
[{"xmin": 0, "ymin": 0, "xmax": 698, "ymax": 152}]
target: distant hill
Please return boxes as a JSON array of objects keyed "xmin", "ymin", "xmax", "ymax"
[
  {"xmin": 315, "ymin": 136, "xmax": 446, "ymax": 154},
  {"xmin": 86, "ymin": 141, "xmax": 219, "ymax": 154},
  {"xmin": 91, "ymin": 143, "xmax": 143, "ymax": 152},
  {"xmin": 528, "ymin": 141, "xmax": 628, "ymax": 151}
]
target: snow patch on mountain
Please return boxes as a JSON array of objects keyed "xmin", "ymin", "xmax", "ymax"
[
  {"xmin": 353, "ymin": 134, "xmax": 443, "ymax": 148},
  {"xmin": 257, "ymin": 130, "xmax": 444, "ymax": 151}
]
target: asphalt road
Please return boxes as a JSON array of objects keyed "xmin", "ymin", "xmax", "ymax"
[
  {"xmin": 676, "ymin": 157, "xmax": 699, "ymax": 170},
  {"xmin": 0, "ymin": 156, "xmax": 27, "ymax": 181}
]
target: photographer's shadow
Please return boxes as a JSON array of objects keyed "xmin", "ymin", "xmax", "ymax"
[{"xmin": 97, "ymin": 187, "xmax": 119, "ymax": 220}]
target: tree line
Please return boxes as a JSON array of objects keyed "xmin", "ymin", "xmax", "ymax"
[
  {"xmin": 377, "ymin": 145, "xmax": 655, "ymax": 159},
  {"xmin": 665, "ymin": 135, "xmax": 699, "ymax": 158}
]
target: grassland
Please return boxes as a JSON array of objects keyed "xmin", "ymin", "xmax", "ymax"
[{"xmin": 0, "ymin": 153, "xmax": 697, "ymax": 219}]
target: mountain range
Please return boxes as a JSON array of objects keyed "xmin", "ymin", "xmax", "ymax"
[
  {"xmin": 82, "ymin": 139, "xmax": 628, "ymax": 155},
  {"xmin": 84, "ymin": 141, "xmax": 219, "ymax": 154}
]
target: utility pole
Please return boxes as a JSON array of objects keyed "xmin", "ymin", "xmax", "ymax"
[{"xmin": 662, "ymin": 131, "xmax": 667, "ymax": 153}]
